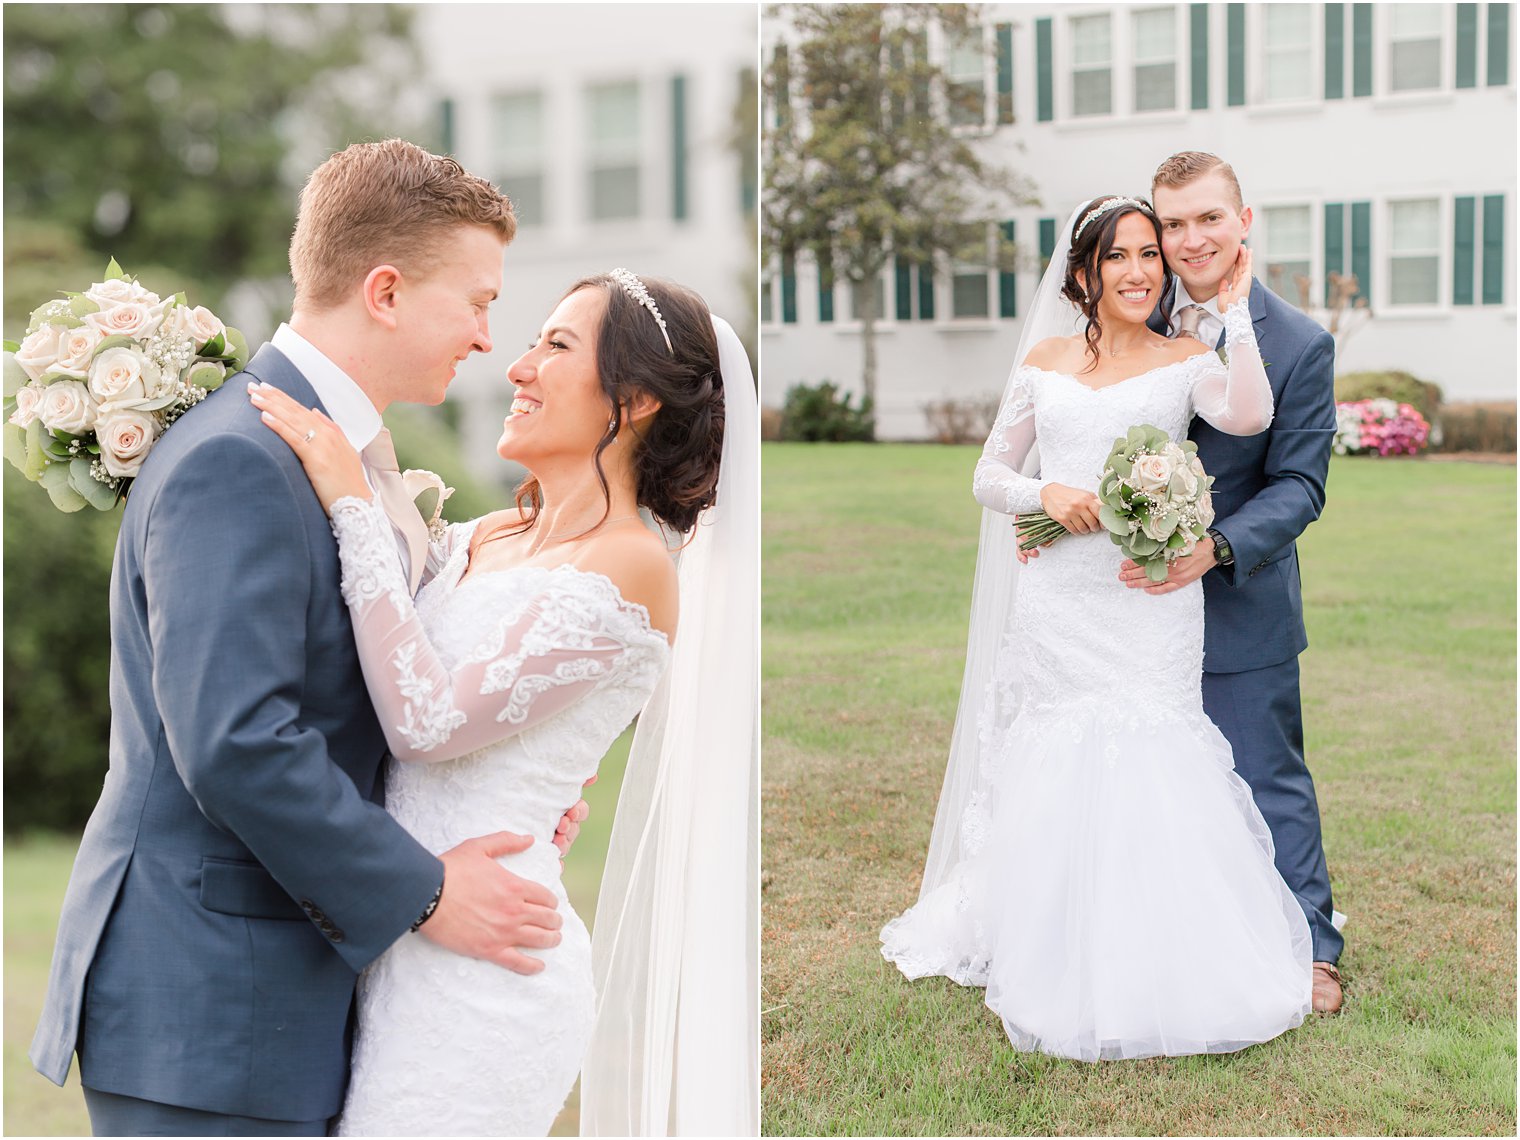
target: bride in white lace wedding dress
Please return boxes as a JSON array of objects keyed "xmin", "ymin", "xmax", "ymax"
[
  {"xmin": 881, "ymin": 198, "xmax": 1312, "ymax": 1061},
  {"xmin": 253, "ymin": 272, "xmax": 757, "ymax": 1135}
]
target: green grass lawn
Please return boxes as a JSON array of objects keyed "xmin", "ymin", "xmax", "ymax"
[
  {"xmin": 3, "ymin": 728, "xmax": 633, "ymax": 1137},
  {"xmin": 762, "ymin": 445, "xmax": 1516, "ymax": 1137}
]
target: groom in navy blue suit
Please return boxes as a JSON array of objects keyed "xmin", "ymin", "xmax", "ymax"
[
  {"xmin": 1124, "ymin": 151, "xmax": 1343, "ymax": 1013},
  {"xmin": 31, "ymin": 140, "xmax": 586, "ymax": 1135}
]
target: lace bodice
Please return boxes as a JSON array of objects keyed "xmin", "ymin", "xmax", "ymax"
[
  {"xmin": 973, "ymin": 298, "xmax": 1271, "ymax": 516},
  {"xmin": 328, "ymin": 498, "xmax": 670, "ymax": 856}
]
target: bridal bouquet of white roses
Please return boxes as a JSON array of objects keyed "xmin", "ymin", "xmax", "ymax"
[
  {"xmin": 3, "ymin": 260, "xmax": 248, "ymax": 512},
  {"xmin": 1016, "ymin": 424, "xmax": 1216, "ymax": 583}
]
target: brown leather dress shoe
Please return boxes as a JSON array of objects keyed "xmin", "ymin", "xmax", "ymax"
[{"xmin": 1312, "ymin": 961, "xmax": 1343, "ymax": 1014}]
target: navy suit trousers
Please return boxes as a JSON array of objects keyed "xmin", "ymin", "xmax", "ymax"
[
  {"xmin": 82, "ymin": 1087, "xmax": 328, "ymax": 1136},
  {"xmin": 1202, "ymin": 657, "xmax": 1343, "ymax": 963}
]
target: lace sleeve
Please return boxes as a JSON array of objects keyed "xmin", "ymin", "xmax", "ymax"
[
  {"xmin": 972, "ymin": 368, "xmax": 1046, "ymax": 515},
  {"xmin": 330, "ymin": 496, "xmax": 660, "ymax": 763},
  {"xmin": 1190, "ymin": 298, "xmax": 1274, "ymax": 436}
]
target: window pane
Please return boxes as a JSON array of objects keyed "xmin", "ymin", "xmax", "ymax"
[
  {"xmin": 1391, "ymin": 3, "xmax": 1442, "ymax": 36},
  {"xmin": 1391, "ymin": 256, "xmax": 1439, "ymax": 304},
  {"xmin": 588, "ymin": 81, "xmax": 640, "ymax": 150},
  {"xmin": 851, "ymin": 279, "xmax": 885, "ymax": 320},
  {"xmin": 1391, "ymin": 199, "xmax": 1440, "ymax": 250},
  {"xmin": 500, "ymin": 174, "xmax": 543, "ymax": 227},
  {"xmin": 1133, "ymin": 8, "xmax": 1174, "ymax": 60},
  {"xmin": 761, "ymin": 277, "xmax": 774, "ymax": 323},
  {"xmin": 1135, "ymin": 62, "xmax": 1176, "ymax": 109},
  {"xmin": 953, "ymin": 273, "xmax": 990, "ymax": 317},
  {"xmin": 1073, "ymin": 69, "xmax": 1112, "ymax": 115},
  {"xmin": 1265, "ymin": 206, "xmax": 1312, "ymax": 256},
  {"xmin": 1265, "ymin": 50, "xmax": 1313, "ymax": 100},
  {"xmin": 492, "ymin": 93, "xmax": 543, "ymax": 162},
  {"xmin": 947, "ymin": 36, "xmax": 982, "ymax": 81},
  {"xmin": 1391, "ymin": 39, "xmax": 1442, "ymax": 89},
  {"xmin": 590, "ymin": 166, "xmax": 640, "ymax": 220},
  {"xmin": 1265, "ymin": 4, "xmax": 1313, "ymax": 43},
  {"xmin": 1071, "ymin": 15, "xmax": 1111, "ymax": 65},
  {"xmin": 1265, "ymin": 260, "xmax": 1312, "ymax": 305},
  {"xmin": 949, "ymin": 79, "xmax": 986, "ymax": 125}
]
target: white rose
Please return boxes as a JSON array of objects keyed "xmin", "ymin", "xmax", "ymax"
[
  {"xmin": 1140, "ymin": 509, "xmax": 1178, "ymax": 543},
  {"xmin": 1131, "ymin": 452, "xmax": 1175, "ymax": 493},
  {"xmin": 51, "ymin": 325, "xmax": 105, "ymax": 379},
  {"xmin": 88, "ymin": 346, "xmax": 150, "ymax": 406},
  {"xmin": 168, "ymin": 304, "xmax": 225, "ymax": 349},
  {"xmin": 10, "ymin": 383, "xmax": 45, "ymax": 427},
  {"xmin": 1169, "ymin": 462, "xmax": 1199, "ymax": 499},
  {"xmin": 1198, "ymin": 491, "xmax": 1216, "ymax": 528},
  {"xmin": 1162, "ymin": 441, "xmax": 1188, "ymax": 466},
  {"xmin": 84, "ymin": 299, "xmax": 166, "ymax": 341},
  {"xmin": 97, "ymin": 409, "xmax": 160, "ymax": 478},
  {"xmin": 38, "ymin": 379, "xmax": 99, "ymax": 435},
  {"xmin": 15, "ymin": 324, "xmax": 65, "ymax": 382},
  {"xmin": 85, "ymin": 278, "xmax": 160, "ymax": 310}
]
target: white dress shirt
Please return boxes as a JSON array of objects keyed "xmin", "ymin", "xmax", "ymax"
[
  {"xmin": 1167, "ymin": 282, "xmax": 1225, "ymax": 348},
  {"xmin": 270, "ymin": 323, "xmax": 414, "ymax": 581}
]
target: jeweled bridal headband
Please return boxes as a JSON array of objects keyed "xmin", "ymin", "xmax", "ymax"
[
  {"xmin": 1073, "ymin": 196, "xmax": 1152, "ymax": 240},
  {"xmin": 609, "ymin": 267, "xmax": 673, "ymax": 354}
]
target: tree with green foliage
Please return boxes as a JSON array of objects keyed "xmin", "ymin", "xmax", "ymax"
[
  {"xmin": 3, "ymin": 3, "xmax": 420, "ymax": 320},
  {"xmin": 763, "ymin": 3, "xmax": 1034, "ymax": 406}
]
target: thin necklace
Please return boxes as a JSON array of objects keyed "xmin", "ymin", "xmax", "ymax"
[{"xmin": 541, "ymin": 513, "xmax": 641, "ymax": 543}]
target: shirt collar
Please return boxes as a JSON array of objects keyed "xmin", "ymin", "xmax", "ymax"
[{"xmin": 271, "ymin": 323, "xmax": 382, "ymax": 453}]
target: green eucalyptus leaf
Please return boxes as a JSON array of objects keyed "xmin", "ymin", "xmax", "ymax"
[
  {"xmin": 70, "ymin": 295, "xmax": 101, "ymax": 319},
  {"xmin": 1108, "ymin": 454, "xmax": 1134, "ymax": 478},
  {"xmin": 1098, "ymin": 504, "xmax": 1130, "ymax": 535},
  {"xmin": 1128, "ymin": 533, "xmax": 1161, "ymax": 557},
  {"xmin": 3, "ymin": 422, "xmax": 28, "ymax": 472},
  {"xmin": 1145, "ymin": 558, "xmax": 1170, "ymax": 583},
  {"xmin": 24, "ymin": 419, "xmax": 48, "ymax": 480},
  {"xmin": 3, "ymin": 339, "xmax": 19, "ymax": 354},
  {"xmin": 69, "ymin": 457, "xmax": 120, "ymax": 510},
  {"xmin": 200, "ymin": 332, "xmax": 226, "ymax": 357},
  {"xmin": 92, "ymin": 334, "xmax": 139, "ymax": 357},
  {"xmin": 4, "ymin": 354, "xmax": 28, "ymax": 396}
]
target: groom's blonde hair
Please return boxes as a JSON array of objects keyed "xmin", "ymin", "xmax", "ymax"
[
  {"xmin": 289, "ymin": 139, "xmax": 516, "ymax": 311},
  {"xmin": 1151, "ymin": 151, "xmax": 1244, "ymax": 212}
]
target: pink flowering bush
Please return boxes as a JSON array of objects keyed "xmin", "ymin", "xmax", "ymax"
[{"xmin": 1333, "ymin": 398, "xmax": 1431, "ymax": 456}]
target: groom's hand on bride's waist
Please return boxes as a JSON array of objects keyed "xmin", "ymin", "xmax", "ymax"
[
  {"xmin": 552, "ymin": 775, "xmax": 597, "ymax": 860},
  {"xmin": 1118, "ymin": 536, "xmax": 1217, "ymax": 595},
  {"xmin": 419, "ymin": 831, "xmax": 564, "ymax": 974}
]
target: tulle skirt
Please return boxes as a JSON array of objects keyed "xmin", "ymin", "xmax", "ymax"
[{"xmin": 882, "ymin": 699, "xmax": 1313, "ymax": 1061}]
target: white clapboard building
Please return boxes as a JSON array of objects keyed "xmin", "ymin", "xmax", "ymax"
[
  {"xmin": 410, "ymin": 2, "xmax": 758, "ymax": 480},
  {"xmin": 762, "ymin": 2, "xmax": 1516, "ymax": 439}
]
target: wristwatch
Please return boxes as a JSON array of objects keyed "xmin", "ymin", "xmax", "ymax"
[
  {"xmin": 1206, "ymin": 527, "xmax": 1234, "ymax": 567},
  {"xmin": 410, "ymin": 879, "xmax": 443, "ymax": 932}
]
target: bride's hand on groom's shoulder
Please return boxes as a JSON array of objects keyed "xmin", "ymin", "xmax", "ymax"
[
  {"xmin": 248, "ymin": 381, "xmax": 370, "ymax": 513},
  {"xmin": 421, "ymin": 831, "xmax": 565, "ymax": 975}
]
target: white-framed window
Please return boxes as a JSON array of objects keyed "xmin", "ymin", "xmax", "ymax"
[
  {"xmin": 1387, "ymin": 197, "xmax": 1442, "ymax": 306},
  {"xmin": 586, "ymin": 80, "xmax": 641, "ymax": 222},
  {"xmin": 1261, "ymin": 205, "xmax": 1314, "ymax": 308},
  {"xmin": 1261, "ymin": 3, "xmax": 1316, "ymax": 103},
  {"xmin": 942, "ymin": 223, "xmax": 992, "ymax": 320},
  {"xmin": 490, "ymin": 91, "xmax": 545, "ymax": 227},
  {"xmin": 1070, "ymin": 13, "xmax": 1113, "ymax": 117},
  {"xmin": 945, "ymin": 26, "xmax": 989, "ymax": 128},
  {"xmin": 1388, "ymin": 3, "xmax": 1445, "ymax": 92},
  {"xmin": 1132, "ymin": 7, "xmax": 1178, "ymax": 112},
  {"xmin": 849, "ymin": 274, "xmax": 887, "ymax": 322}
]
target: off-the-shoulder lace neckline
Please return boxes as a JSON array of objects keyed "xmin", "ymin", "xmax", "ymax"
[
  {"xmin": 446, "ymin": 519, "xmax": 669, "ymax": 645},
  {"xmin": 1018, "ymin": 349, "xmax": 1217, "ymax": 393}
]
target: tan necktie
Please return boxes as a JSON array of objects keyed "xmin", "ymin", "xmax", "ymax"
[
  {"xmin": 362, "ymin": 427, "xmax": 429, "ymax": 596},
  {"xmin": 1175, "ymin": 304, "xmax": 1209, "ymax": 341}
]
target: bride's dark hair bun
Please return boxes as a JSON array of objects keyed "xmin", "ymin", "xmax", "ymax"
[{"xmin": 515, "ymin": 272, "xmax": 724, "ymax": 535}]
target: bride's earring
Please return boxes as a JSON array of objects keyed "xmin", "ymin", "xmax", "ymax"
[{"xmin": 607, "ymin": 414, "xmax": 618, "ymax": 442}]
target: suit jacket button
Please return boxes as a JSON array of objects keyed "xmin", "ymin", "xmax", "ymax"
[
  {"xmin": 329, "ymin": 929, "xmax": 345, "ymax": 943},
  {"xmin": 300, "ymin": 899, "xmax": 316, "ymax": 914}
]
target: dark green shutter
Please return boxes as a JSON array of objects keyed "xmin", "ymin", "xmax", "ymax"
[
  {"xmin": 671, "ymin": 76, "xmax": 688, "ymax": 221},
  {"xmin": 1324, "ymin": 202, "xmax": 1346, "ymax": 305},
  {"xmin": 1457, "ymin": 5, "xmax": 1480, "ymax": 87},
  {"xmin": 1352, "ymin": 4, "xmax": 1373, "ymax": 96},
  {"xmin": 781, "ymin": 252, "xmax": 797, "ymax": 324},
  {"xmin": 1482, "ymin": 194, "xmax": 1505, "ymax": 303},
  {"xmin": 1039, "ymin": 217, "xmax": 1057, "ymax": 272},
  {"xmin": 1454, "ymin": 196, "xmax": 1477, "ymax": 305},
  {"xmin": 1350, "ymin": 201, "xmax": 1371, "ymax": 306},
  {"xmin": 1325, "ymin": 5, "xmax": 1346, "ymax": 99},
  {"xmin": 1191, "ymin": 5, "xmax": 1210, "ymax": 109},
  {"xmin": 996, "ymin": 24, "xmax": 1014, "ymax": 124},
  {"xmin": 999, "ymin": 221, "xmax": 1017, "ymax": 318},
  {"xmin": 818, "ymin": 258, "xmax": 834, "ymax": 323},
  {"xmin": 739, "ymin": 69, "xmax": 757, "ymax": 214},
  {"xmin": 917, "ymin": 260, "xmax": 935, "ymax": 320},
  {"xmin": 895, "ymin": 256, "xmax": 913, "ymax": 320},
  {"xmin": 774, "ymin": 45, "xmax": 791, "ymax": 130},
  {"xmin": 1036, "ymin": 18, "xmax": 1053, "ymax": 122},
  {"xmin": 1489, "ymin": 4, "xmax": 1511, "ymax": 85},
  {"xmin": 1226, "ymin": 5, "xmax": 1246, "ymax": 106},
  {"xmin": 439, "ymin": 98, "xmax": 456, "ymax": 155}
]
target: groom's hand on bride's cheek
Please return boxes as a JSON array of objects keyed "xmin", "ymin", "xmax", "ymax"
[{"xmin": 422, "ymin": 831, "xmax": 565, "ymax": 974}]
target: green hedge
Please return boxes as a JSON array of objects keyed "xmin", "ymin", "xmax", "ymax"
[
  {"xmin": 779, "ymin": 381, "xmax": 875, "ymax": 442},
  {"xmin": 1334, "ymin": 370, "xmax": 1444, "ymax": 419}
]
